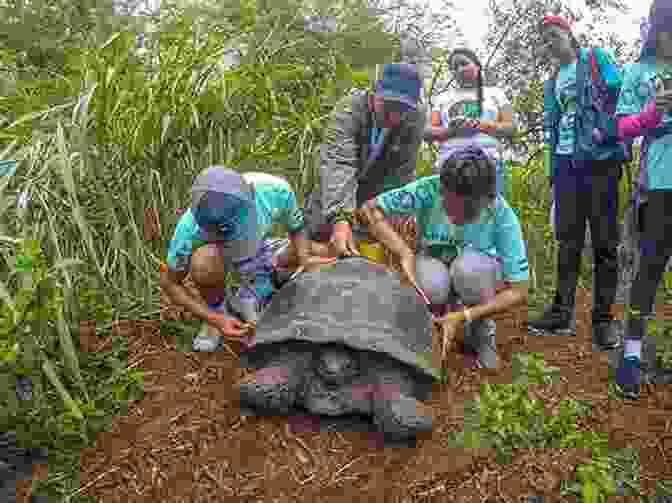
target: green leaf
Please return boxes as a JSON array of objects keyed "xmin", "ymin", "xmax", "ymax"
[
  {"xmin": 15, "ymin": 254, "xmax": 35, "ymax": 273},
  {"xmin": 582, "ymin": 479, "xmax": 599, "ymax": 503}
]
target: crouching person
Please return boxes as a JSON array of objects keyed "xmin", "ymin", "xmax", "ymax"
[
  {"xmin": 358, "ymin": 145, "xmax": 529, "ymax": 369},
  {"xmin": 160, "ymin": 167, "xmax": 313, "ymax": 352}
]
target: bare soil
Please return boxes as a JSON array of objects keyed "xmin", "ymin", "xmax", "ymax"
[{"xmin": 63, "ymin": 286, "xmax": 672, "ymax": 503}]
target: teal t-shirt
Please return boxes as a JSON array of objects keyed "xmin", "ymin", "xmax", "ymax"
[
  {"xmin": 555, "ymin": 62, "xmax": 578, "ymax": 155},
  {"xmin": 374, "ymin": 176, "xmax": 529, "ymax": 283},
  {"xmin": 166, "ymin": 172, "xmax": 305, "ymax": 272},
  {"xmin": 616, "ymin": 61, "xmax": 672, "ymax": 191}
]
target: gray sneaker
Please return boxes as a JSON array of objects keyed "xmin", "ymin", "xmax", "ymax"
[
  {"xmin": 464, "ymin": 319, "xmax": 498, "ymax": 369},
  {"xmin": 192, "ymin": 323, "xmax": 222, "ymax": 352}
]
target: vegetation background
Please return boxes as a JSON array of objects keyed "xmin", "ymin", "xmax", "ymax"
[{"xmin": 0, "ymin": 0, "xmax": 670, "ymax": 500}]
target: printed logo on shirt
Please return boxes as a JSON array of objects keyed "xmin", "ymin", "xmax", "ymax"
[
  {"xmin": 416, "ymin": 186, "xmax": 435, "ymax": 208},
  {"xmin": 383, "ymin": 190, "xmax": 416, "ymax": 210},
  {"xmin": 448, "ymin": 99, "xmax": 480, "ymax": 120},
  {"xmin": 426, "ymin": 231, "xmax": 464, "ymax": 245}
]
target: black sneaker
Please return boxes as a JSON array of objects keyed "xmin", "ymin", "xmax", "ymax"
[
  {"xmin": 592, "ymin": 321, "xmax": 621, "ymax": 351},
  {"xmin": 649, "ymin": 367, "xmax": 672, "ymax": 384},
  {"xmin": 528, "ymin": 306, "xmax": 575, "ymax": 336},
  {"xmin": 616, "ymin": 356, "xmax": 642, "ymax": 400}
]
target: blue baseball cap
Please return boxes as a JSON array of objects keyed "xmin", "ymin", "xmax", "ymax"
[{"xmin": 375, "ymin": 63, "xmax": 422, "ymax": 111}]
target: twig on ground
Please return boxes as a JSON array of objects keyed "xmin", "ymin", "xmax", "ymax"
[{"xmin": 66, "ymin": 466, "xmax": 120, "ymax": 501}]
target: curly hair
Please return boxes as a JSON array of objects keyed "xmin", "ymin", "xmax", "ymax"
[{"xmin": 439, "ymin": 145, "xmax": 497, "ymax": 200}]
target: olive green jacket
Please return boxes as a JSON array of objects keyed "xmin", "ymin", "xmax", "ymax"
[{"xmin": 305, "ymin": 88, "xmax": 426, "ymax": 239}]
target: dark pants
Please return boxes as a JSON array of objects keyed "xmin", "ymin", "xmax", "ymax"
[
  {"xmin": 630, "ymin": 190, "xmax": 672, "ymax": 317},
  {"xmin": 552, "ymin": 157, "xmax": 621, "ymax": 322}
]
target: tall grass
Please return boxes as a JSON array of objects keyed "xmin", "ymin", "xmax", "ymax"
[{"xmin": 0, "ymin": 4, "xmax": 398, "ymax": 499}]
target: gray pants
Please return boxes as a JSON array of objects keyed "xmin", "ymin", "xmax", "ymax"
[{"xmin": 415, "ymin": 251, "xmax": 503, "ymax": 368}]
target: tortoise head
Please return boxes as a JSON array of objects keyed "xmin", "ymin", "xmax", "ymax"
[{"xmin": 314, "ymin": 344, "xmax": 360, "ymax": 385}]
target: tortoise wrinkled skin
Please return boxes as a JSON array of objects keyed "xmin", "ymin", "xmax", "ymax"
[{"xmin": 237, "ymin": 257, "xmax": 438, "ymax": 441}]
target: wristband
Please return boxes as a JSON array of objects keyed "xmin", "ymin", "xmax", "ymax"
[{"xmin": 439, "ymin": 310, "xmax": 468, "ymax": 323}]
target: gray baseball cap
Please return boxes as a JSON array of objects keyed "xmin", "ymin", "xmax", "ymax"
[{"xmin": 191, "ymin": 166, "xmax": 258, "ymax": 264}]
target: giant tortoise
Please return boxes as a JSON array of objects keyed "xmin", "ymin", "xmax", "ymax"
[{"xmin": 237, "ymin": 256, "xmax": 440, "ymax": 441}]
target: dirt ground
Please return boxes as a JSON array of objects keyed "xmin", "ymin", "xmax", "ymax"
[{"xmin": 59, "ymin": 285, "xmax": 672, "ymax": 503}]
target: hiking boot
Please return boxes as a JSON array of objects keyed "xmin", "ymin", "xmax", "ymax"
[
  {"xmin": 528, "ymin": 305, "xmax": 575, "ymax": 336},
  {"xmin": 528, "ymin": 241, "xmax": 582, "ymax": 336},
  {"xmin": 464, "ymin": 319, "xmax": 498, "ymax": 369},
  {"xmin": 614, "ymin": 317, "xmax": 662, "ymax": 399},
  {"xmin": 616, "ymin": 356, "xmax": 642, "ymax": 400},
  {"xmin": 592, "ymin": 320, "xmax": 621, "ymax": 351}
]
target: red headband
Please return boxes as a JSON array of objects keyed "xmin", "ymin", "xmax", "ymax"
[{"xmin": 542, "ymin": 15, "xmax": 572, "ymax": 33}]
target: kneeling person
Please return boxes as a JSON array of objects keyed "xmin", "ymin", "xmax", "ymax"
[
  {"xmin": 160, "ymin": 167, "xmax": 312, "ymax": 352},
  {"xmin": 358, "ymin": 145, "xmax": 529, "ymax": 369}
]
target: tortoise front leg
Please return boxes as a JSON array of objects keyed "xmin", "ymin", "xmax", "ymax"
[
  {"xmin": 370, "ymin": 375, "xmax": 435, "ymax": 440},
  {"xmin": 237, "ymin": 351, "xmax": 312, "ymax": 415}
]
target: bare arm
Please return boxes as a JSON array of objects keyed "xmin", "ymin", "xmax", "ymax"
[
  {"xmin": 479, "ymin": 106, "xmax": 516, "ymax": 139},
  {"xmin": 357, "ymin": 204, "xmax": 413, "ymax": 259},
  {"xmin": 288, "ymin": 231, "xmax": 311, "ymax": 265},
  {"xmin": 159, "ymin": 265, "xmax": 219, "ymax": 324},
  {"xmin": 466, "ymin": 281, "xmax": 528, "ymax": 321}
]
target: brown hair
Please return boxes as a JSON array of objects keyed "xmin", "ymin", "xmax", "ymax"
[
  {"xmin": 448, "ymin": 48, "xmax": 484, "ymax": 118},
  {"xmin": 541, "ymin": 23, "xmax": 581, "ymax": 80}
]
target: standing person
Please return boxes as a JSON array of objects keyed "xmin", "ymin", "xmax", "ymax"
[
  {"xmin": 160, "ymin": 167, "xmax": 319, "ymax": 352},
  {"xmin": 358, "ymin": 145, "xmax": 529, "ymax": 369},
  {"xmin": 613, "ymin": 0, "xmax": 672, "ymax": 399},
  {"xmin": 304, "ymin": 63, "xmax": 427, "ymax": 258},
  {"xmin": 528, "ymin": 16, "xmax": 629, "ymax": 351},
  {"xmin": 425, "ymin": 48, "xmax": 517, "ymax": 200}
]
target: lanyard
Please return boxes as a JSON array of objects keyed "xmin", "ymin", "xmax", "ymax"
[
  {"xmin": 369, "ymin": 126, "xmax": 384, "ymax": 147},
  {"xmin": 368, "ymin": 126, "xmax": 386, "ymax": 162}
]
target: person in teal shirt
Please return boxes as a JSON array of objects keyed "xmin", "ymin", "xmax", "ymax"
[
  {"xmin": 358, "ymin": 145, "xmax": 529, "ymax": 370},
  {"xmin": 160, "ymin": 167, "xmax": 316, "ymax": 352},
  {"xmin": 612, "ymin": 0, "xmax": 672, "ymax": 399},
  {"xmin": 555, "ymin": 60, "xmax": 578, "ymax": 154},
  {"xmin": 529, "ymin": 16, "xmax": 628, "ymax": 353}
]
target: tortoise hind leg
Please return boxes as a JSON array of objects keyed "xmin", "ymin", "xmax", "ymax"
[{"xmin": 237, "ymin": 351, "xmax": 312, "ymax": 415}]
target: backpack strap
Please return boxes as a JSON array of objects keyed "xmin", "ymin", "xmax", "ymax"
[{"xmin": 590, "ymin": 48, "xmax": 601, "ymax": 85}]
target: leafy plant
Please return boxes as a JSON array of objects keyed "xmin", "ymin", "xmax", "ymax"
[
  {"xmin": 451, "ymin": 353, "xmax": 616, "ymax": 498},
  {"xmin": 0, "ymin": 238, "xmax": 86, "ymax": 418}
]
